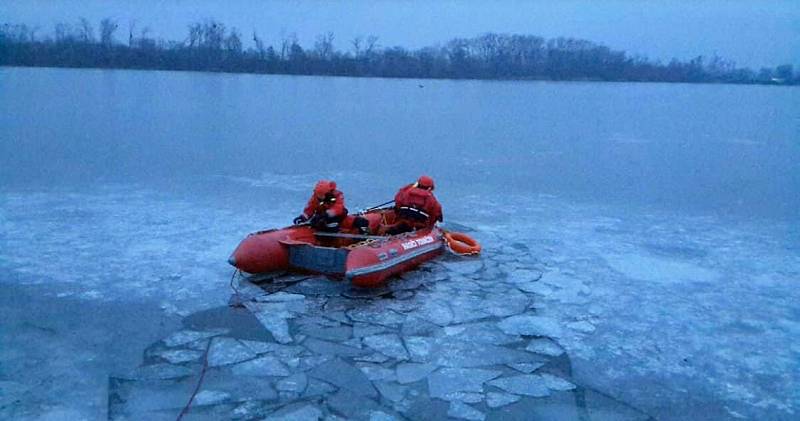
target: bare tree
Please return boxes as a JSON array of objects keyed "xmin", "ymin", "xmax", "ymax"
[
  {"xmin": 279, "ymin": 31, "xmax": 297, "ymax": 60},
  {"xmin": 364, "ymin": 35, "xmax": 379, "ymax": 57},
  {"xmin": 128, "ymin": 20, "xmax": 136, "ymax": 47},
  {"xmin": 54, "ymin": 22, "xmax": 73, "ymax": 43},
  {"xmin": 225, "ymin": 28, "xmax": 242, "ymax": 53},
  {"xmin": 99, "ymin": 18, "xmax": 118, "ymax": 46},
  {"xmin": 77, "ymin": 17, "xmax": 94, "ymax": 43},
  {"xmin": 314, "ymin": 31, "xmax": 334, "ymax": 59},
  {"xmin": 350, "ymin": 36, "xmax": 363, "ymax": 57},
  {"xmin": 187, "ymin": 22, "xmax": 201, "ymax": 47},
  {"xmin": 253, "ymin": 31, "xmax": 265, "ymax": 58}
]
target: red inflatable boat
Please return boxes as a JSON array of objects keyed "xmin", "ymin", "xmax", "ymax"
[{"xmin": 228, "ymin": 210, "xmax": 459, "ymax": 288}]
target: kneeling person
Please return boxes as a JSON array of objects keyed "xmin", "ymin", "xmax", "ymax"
[
  {"xmin": 293, "ymin": 180, "xmax": 347, "ymax": 232},
  {"xmin": 383, "ymin": 175, "xmax": 442, "ymax": 235}
]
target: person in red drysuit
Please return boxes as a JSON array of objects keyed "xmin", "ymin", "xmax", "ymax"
[
  {"xmin": 293, "ymin": 180, "xmax": 347, "ymax": 232},
  {"xmin": 382, "ymin": 175, "xmax": 443, "ymax": 235}
]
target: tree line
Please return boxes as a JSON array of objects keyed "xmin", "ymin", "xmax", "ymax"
[{"xmin": 1, "ymin": 19, "xmax": 796, "ymax": 85}]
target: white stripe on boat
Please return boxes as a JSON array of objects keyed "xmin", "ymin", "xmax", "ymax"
[{"xmin": 345, "ymin": 242, "xmax": 443, "ymax": 279}]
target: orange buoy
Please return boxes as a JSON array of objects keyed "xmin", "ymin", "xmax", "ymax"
[{"xmin": 443, "ymin": 231, "xmax": 481, "ymax": 256}]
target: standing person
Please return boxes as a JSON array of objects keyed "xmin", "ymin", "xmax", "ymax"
[
  {"xmin": 382, "ymin": 175, "xmax": 443, "ymax": 235},
  {"xmin": 293, "ymin": 180, "xmax": 347, "ymax": 232}
]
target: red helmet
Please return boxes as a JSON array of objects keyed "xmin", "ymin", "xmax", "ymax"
[
  {"xmin": 314, "ymin": 180, "xmax": 336, "ymax": 199},
  {"xmin": 417, "ymin": 175, "xmax": 435, "ymax": 190}
]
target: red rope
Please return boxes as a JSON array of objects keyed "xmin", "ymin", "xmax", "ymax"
[{"xmin": 176, "ymin": 338, "xmax": 212, "ymax": 421}]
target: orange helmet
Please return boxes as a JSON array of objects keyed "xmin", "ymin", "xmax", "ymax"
[
  {"xmin": 314, "ymin": 180, "xmax": 336, "ymax": 199},
  {"xmin": 416, "ymin": 175, "xmax": 434, "ymax": 190}
]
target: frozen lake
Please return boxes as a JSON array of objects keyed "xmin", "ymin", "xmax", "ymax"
[{"xmin": 1, "ymin": 67, "xmax": 798, "ymax": 420}]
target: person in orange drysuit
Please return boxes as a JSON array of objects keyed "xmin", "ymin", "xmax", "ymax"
[
  {"xmin": 382, "ymin": 175, "xmax": 443, "ymax": 235},
  {"xmin": 294, "ymin": 180, "xmax": 347, "ymax": 232}
]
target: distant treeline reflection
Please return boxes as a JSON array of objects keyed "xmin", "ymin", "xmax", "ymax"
[{"xmin": 1, "ymin": 19, "xmax": 796, "ymax": 85}]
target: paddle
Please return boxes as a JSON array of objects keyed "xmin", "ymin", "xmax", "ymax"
[
  {"xmin": 359, "ymin": 199, "xmax": 395, "ymax": 214},
  {"xmin": 313, "ymin": 232, "xmax": 391, "ymax": 241}
]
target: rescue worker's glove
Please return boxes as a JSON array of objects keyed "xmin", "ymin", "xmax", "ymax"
[{"xmin": 293, "ymin": 215, "xmax": 307, "ymax": 225}]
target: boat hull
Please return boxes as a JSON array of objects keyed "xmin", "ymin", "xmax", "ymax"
[
  {"xmin": 345, "ymin": 227, "xmax": 444, "ymax": 288},
  {"xmin": 228, "ymin": 226, "xmax": 316, "ymax": 274},
  {"xmin": 228, "ymin": 213, "xmax": 445, "ymax": 287}
]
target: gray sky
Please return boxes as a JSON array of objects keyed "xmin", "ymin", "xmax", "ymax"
[{"xmin": 3, "ymin": 0, "xmax": 798, "ymax": 68}]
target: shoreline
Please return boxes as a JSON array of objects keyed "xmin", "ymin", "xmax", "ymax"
[{"xmin": 1, "ymin": 63, "xmax": 795, "ymax": 88}]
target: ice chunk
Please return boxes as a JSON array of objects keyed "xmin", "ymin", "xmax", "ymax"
[
  {"xmin": 497, "ymin": 315, "xmax": 563, "ymax": 338},
  {"xmin": 433, "ymin": 340, "xmax": 538, "ymax": 368},
  {"xmin": 507, "ymin": 362, "xmax": 545, "ymax": 374},
  {"xmin": 567, "ymin": 321, "xmax": 596, "ymax": 333},
  {"xmin": 299, "ymin": 324, "xmax": 353, "ymax": 342},
  {"xmin": 303, "ymin": 379, "xmax": 337, "ymax": 397},
  {"xmin": 507, "ymin": 268, "xmax": 543, "ymax": 285},
  {"xmin": 255, "ymin": 291, "xmax": 305, "ymax": 302},
  {"xmin": 403, "ymin": 336, "xmax": 435, "ymax": 361},
  {"xmin": 540, "ymin": 373, "xmax": 576, "ymax": 391},
  {"xmin": 353, "ymin": 323, "xmax": 388, "ymax": 338},
  {"xmin": 363, "ymin": 334, "xmax": 409, "ymax": 360},
  {"xmin": 354, "ymin": 352, "xmax": 391, "ymax": 363},
  {"xmin": 342, "ymin": 337, "xmax": 363, "ymax": 349},
  {"xmin": 483, "ymin": 291, "xmax": 530, "ymax": 317},
  {"xmin": 162, "ymin": 329, "xmax": 227, "ymax": 347},
  {"xmin": 401, "ymin": 317, "xmax": 440, "ymax": 336},
  {"xmin": 237, "ymin": 339, "xmax": 273, "ymax": 354},
  {"xmin": 516, "ymin": 282, "xmax": 554, "ymax": 296},
  {"xmin": 427, "ymin": 368, "xmax": 501, "ymax": 398},
  {"xmin": 370, "ymin": 410, "xmax": 401, "ymax": 421},
  {"xmin": 525, "ymin": 338, "xmax": 564, "ymax": 356},
  {"xmin": 193, "ymin": 390, "xmax": 230, "ymax": 406},
  {"xmin": 488, "ymin": 375, "xmax": 550, "ymax": 397},
  {"xmin": 447, "ymin": 401, "xmax": 485, "ymax": 421},
  {"xmin": 396, "ymin": 363, "xmax": 438, "ymax": 384},
  {"xmin": 442, "ymin": 392, "xmax": 484, "ymax": 403},
  {"xmin": 486, "ymin": 392, "xmax": 520, "ymax": 408},
  {"xmin": 448, "ymin": 295, "xmax": 492, "ymax": 323},
  {"xmin": 132, "ymin": 363, "xmax": 193, "ymax": 380},
  {"xmin": 296, "ymin": 354, "xmax": 332, "ymax": 371},
  {"xmin": 207, "ymin": 337, "xmax": 257, "ymax": 367},
  {"xmin": 418, "ymin": 300, "xmax": 454, "ymax": 326},
  {"xmin": 231, "ymin": 355, "xmax": 290, "ymax": 377},
  {"xmin": 246, "ymin": 306, "xmax": 293, "ymax": 344},
  {"xmin": 276, "ymin": 373, "xmax": 308, "ymax": 393},
  {"xmin": 308, "ymin": 358, "xmax": 377, "ymax": 398},
  {"xmin": 245, "ymin": 300, "xmax": 306, "ymax": 344},
  {"xmin": 347, "ymin": 307, "xmax": 406, "ymax": 326},
  {"xmin": 326, "ymin": 389, "xmax": 382, "ymax": 419},
  {"xmin": 265, "ymin": 403, "xmax": 322, "ymax": 420},
  {"xmin": 358, "ymin": 364, "xmax": 397, "ymax": 382},
  {"xmin": 304, "ymin": 338, "xmax": 365, "ymax": 357},
  {"xmin": 443, "ymin": 322, "xmax": 522, "ymax": 345},
  {"xmin": 232, "ymin": 400, "xmax": 268, "ymax": 419},
  {"xmin": 374, "ymin": 381, "xmax": 407, "ymax": 402},
  {"xmin": 240, "ymin": 340, "xmax": 304, "ymax": 360},
  {"xmin": 441, "ymin": 259, "xmax": 484, "ymax": 275},
  {"xmin": 156, "ymin": 349, "xmax": 203, "ymax": 364}
]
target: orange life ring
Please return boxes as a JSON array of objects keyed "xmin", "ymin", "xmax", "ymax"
[{"xmin": 444, "ymin": 231, "xmax": 482, "ymax": 256}]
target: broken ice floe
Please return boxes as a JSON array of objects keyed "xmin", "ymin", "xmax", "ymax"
[
  {"xmin": 231, "ymin": 355, "xmax": 290, "ymax": 377},
  {"xmin": 207, "ymin": 337, "xmax": 257, "ymax": 367},
  {"xmin": 497, "ymin": 314, "xmax": 563, "ymax": 338},
  {"xmin": 363, "ymin": 334, "xmax": 409, "ymax": 360},
  {"xmin": 427, "ymin": 368, "xmax": 501, "ymax": 398},
  {"xmin": 163, "ymin": 328, "xmax": 228, "ymax": 347},
  {"xmin": 525, "ymin": 338, "xmax": 565, "ymax": 356},
  {"xmin": 447, "ymin": 401, "xmax": 485, "ymax": 421},
  {"xmin": 486, "ymin": 391, "xmax": 521, "ymax": 408}
]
